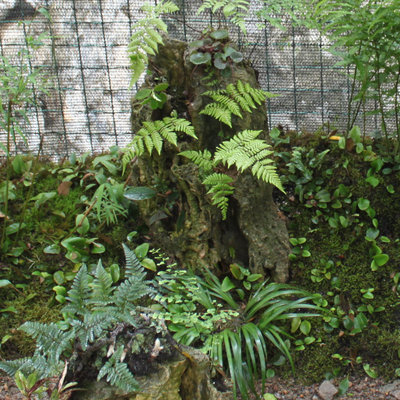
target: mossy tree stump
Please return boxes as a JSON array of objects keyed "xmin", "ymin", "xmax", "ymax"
[{"xmin": 129, "ymin": 37, "xmax": 290, "ymax": 282}]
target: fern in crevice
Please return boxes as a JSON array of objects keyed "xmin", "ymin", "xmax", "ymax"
[
  {"xmin": 198, "ymin": 0, "xmax": 250, "ymax": 34},
  {"xmin": 214, "ymin": 130, "xmax": 284, "ymax": 191},
  {"xmin": 128, "ymin": 1, "xmax": 179, "ymax": 86},
  {"xmin": 203, "ymin": 173, "xmax": 235, "ymax": 219},
  {"xmin": 200, "ymin": 81, "xmax": 275, "ymax": 127},
  {"xmin": 97, "ymin": 345, "xmax": 139, "ymax": 392},
  {"xmin": 122, "ymin": 115, "xmax": 197, "ymax": 171},
  {"xmin": 178, "ymin": 149, "xmax": 214, "ymax": 172},
  {"xmin": 180, "ymin": 130, "xmax": 283, "ymax": 219}
]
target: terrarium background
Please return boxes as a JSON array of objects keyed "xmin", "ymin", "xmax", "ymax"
[{"xmin": 0, "ymin": 0, "xmax": 388, "ymax": 158}]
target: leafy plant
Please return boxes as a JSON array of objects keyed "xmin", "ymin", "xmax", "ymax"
[
  {"xmin": 310, "ymin": 0, "xmax": 400, "ymax": 148},
  {"xmin": 128, "ymin": 1, "xmax": 179, "ymax": 85},
  {"xmin": 154, "ymin": 267, "xmax": 320, "ymax": 399},
  {"xmin": 0, "ymin": 8, "xmax": 50, "ymax": 250},
  {"xmin": 197, "ymin": 0, "xmax": 250, "ymax": 34},
  {"xmin": 201, "ymin": 80, "xmax": 275, "ymax": 128},
  {"xmin": 0, "ymin": 244, "xmax": 154, "ymax": 393},
  {"xmin": 189, "ymin": 29, "xmax": 243, "ymax": 75},
  {"xmin": 135, "ymin": 82, "xmax": 169, "ymax": 110},
  {"xmin": 122, "ymin": 113, "xmax": 197, "ymax": 170},
  {"xmin": 181, "ymin": 129, "xmax": 283, "ymax": 219}
]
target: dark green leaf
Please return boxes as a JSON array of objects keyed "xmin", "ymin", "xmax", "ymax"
[{"xmin": 124, "ymin": 186, "xmax": 156, "ymax": 201}]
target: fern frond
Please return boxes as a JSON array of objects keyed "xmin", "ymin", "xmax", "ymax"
[
  {"xmin": 179, "ymin": 149, "xmax": 214, "ymax": 172},
  {"xmin": 90, "ymin": 260, "xmax": 115, "ymax": 304},
  {"xmin": 209, "ymin": 94, "xmax": 242, "ymax": 118},
  {"xmin": 63, "ymin": 265, "xmax": 92, "ymax": 316},
  {"xmin": 114, "ymin": 277, "xmax": 152, "ymax": 312},
  {"xmin": 201, "ymin": 80, "xmax": 274, "ymax": 127},
  {"xmin": 200, "ymin": 102, "xmax": 233, "ymax": 127},
  {"xmin": 70, "ymin": 311, "xmax": 117, "ymax": 351},
  {"xmin": 123, "ymin": 116, "xmax": 196, "ymax": 169},
  {"xmin": 214, "ymin": 130, "xmax": 284, "ymax": 192},
  {"xmin": 197, "ymin": 0, "xmax": 250, "ymax": 34},
  {"xmin": 203, "ymin": 173, "xmax": 234, "ymax": 220},
  {"xmin": 98, "ymin": 345, "xmax": 139, "ymax": 392},
  {"xmin": 128, "ymin": 1, "xmax": 179, "ymax": 86},
  {"xmin": 122, "ymin": 244, "xmax": 146, "ymax": 281},
  {"xmin": 0, "ymin": 358, "xmax": 32, "ymax": 377},
  {"xmin": 19, "ymin": 322, "xmax": 74, "ymax": 366}
]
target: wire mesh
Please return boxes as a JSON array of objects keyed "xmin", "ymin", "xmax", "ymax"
[{"xmin": 0, "ymin": 0, "xmax": 388, "ymax": 159}]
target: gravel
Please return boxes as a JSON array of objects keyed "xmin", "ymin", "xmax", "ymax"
[{"xmin": 1, "ymin": 374, "xmax": 398, "ymax": 399}]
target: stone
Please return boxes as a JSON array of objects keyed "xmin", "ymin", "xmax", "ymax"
[
  {"xmin": 317, "ymin": 380, "xmax": 338, "ymax": 400},
  {"xmin": 71, "ymin": 346, "xmax": 230, "ymax": 400}
]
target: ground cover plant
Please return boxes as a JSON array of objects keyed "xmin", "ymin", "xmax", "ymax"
[{"xmin": 2, "ymin": 0, "xmax": 400, "ymax": 399}]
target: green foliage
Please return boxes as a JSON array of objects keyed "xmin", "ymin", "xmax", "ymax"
[
  {"xmin": 203, "ymin": 173, "xmax": 234, "ymax": 219},
  {"xmin": 128, "ymin": 1, "xmax": 179, "ymax": 86},
  {"xmin": 0, "ymin": 245, "xmax": 152, "ymax": 393},
  {"xmin": 122, "ymin": 114, "xmax": 197, "ymax": 170},
  {"xmin": 189, "ymin": 29, "xmax": 244, "ymax": 74},
  {"xmin": 309, "ymin": 0, "xmax": 400, "ymax": 146},
  {"xmin": 198, "ymin": 0, "xmax": 250, "ymax": 34},
  {"xmin": 155, "ymin": 266, "xmax": 320, "ymax": 399},
  {"xmin": 201, "ymin": 80, "xmax": 275, "ymax": 128},
  {"xmin": 0, "ymin": 11, "xmax": 50, "ymax": 251},
  {"xmin": 181, "ymin": 130, "xmax": 283, "ymax": 218}
]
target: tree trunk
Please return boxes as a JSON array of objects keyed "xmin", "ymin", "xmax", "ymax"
[{"xmin": 130, "ymin": 37, "xmax": 290, "ymax": 282}]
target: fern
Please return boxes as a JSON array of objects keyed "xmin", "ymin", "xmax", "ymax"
[
  {"xmin": 179, "ymin": 149, "xmax": 214, "ymax": 172},
  {"xmin": 0, "ymin": 247, "xmax": 155, "ymax": 393},
  {"xmin": 63, "ymin": 264, "xmax": 92, "ymax": 316},
  {"xmin": 123, "ymin": 243, "xmax": 146, "ymax": 281},
  {"xmin": 90, "ymin": 260, "xmax": 115, "ymax": 304},
  {"xmin": 215, "ymin": 130, "xmax": 284, "ymax": 192},
  {"xmin": 122, "ymin": 115, "xmax": 197, "ymax": 171},
  {"xmin": 180, "ymin": 130, "xmax": 283, "ymax": 219},
  {"xmin": 18, "ymin": 322, "xmax": 74, "ymax": 367},
  {"xmin": 128, "ymin": 1, "xmax": 179, "ymax": 86},
  {"xmin": 198, "ymin": 0, "xmax": 250, "ymax": 34},
  {"xmin": 201, "ymin": 81, "xmax": 275, "ymax": 127},
  {"xmin": 98, "ymin": 345, "xmax": 139, "ymax": 392},
  {"xmin": 203, "ymin": 173, "xmax": 234, "ymax": 219},
  {"xmin": 70, "ymin": 312, "xmax": 117, "ymax": 351}
]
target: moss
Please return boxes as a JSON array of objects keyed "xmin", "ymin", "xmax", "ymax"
[{"xmin": 0, "ymin": 280, "xmax": 61, "ymax": 359}]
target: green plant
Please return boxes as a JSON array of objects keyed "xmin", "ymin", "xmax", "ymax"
[
  {"xmin": 310, "ymin": 0, "xmax": 400, "ymax": 148},
  {"xmin": 0, "ymin": 244, "xmax": 154, "ymax": 393},
  {"xmin": 181, "ymin": 129, "xmax": 283, "ymax": 219},
  {"xmin": 189, "ymin": 29, "xmax": 243, "ymax": 76},
  {"xmin": 135, "ymin": 82, "xmax": 169, "ymax": 110},
  {"xmin": 197, "ymin": 0, "xmax": 250, "ymax": 34},
  {"xmin": 122, "ymin": 113, "xmax": 197, "ymax": 168},
  {"xmin": 200, "ymin": 80, "xmax": 275, "ymax": 128},
  {"xmin": 154, "ymin": 267, "xmax": 320, "ymax": 399},
  {"xmin": 0, "ymin": 9, "xmax": 50, "ymax": 250},
  {"xmin": 128, "ymin": 1, "xmax": 179, "ymax": 85}
]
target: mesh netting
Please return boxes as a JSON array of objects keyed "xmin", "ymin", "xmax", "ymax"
[{"xmin": 0, "ymin": 0, "xmax": 384, "ymax": 159}]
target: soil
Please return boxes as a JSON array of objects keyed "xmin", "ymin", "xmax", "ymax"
[{"xmin": 0, "ymin": 374, "xmax": 396, "ymax": 399}]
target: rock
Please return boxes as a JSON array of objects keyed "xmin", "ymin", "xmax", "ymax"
[
  {"xmin": 131, "ymin": 36, "xmax": 291, "ymax": 282},
  {"xmin": 380, "ymin": 380, "xmax": 400, "ymax": 394},
  {"xmin": 71, "ymin": 346, "xmax": 230, "ymax": 400},
  {"xmin": 317, "ymin": 380, "xmax": 338, "ymax": 400},
  {"xmin": 392, "ymin": 390, "xmax": 400, "ymax": 400}
]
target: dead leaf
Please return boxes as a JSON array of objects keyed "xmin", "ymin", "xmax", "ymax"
[{"xmin": 58, "ymin": 181, "xmax": 72, "ymax": 196}]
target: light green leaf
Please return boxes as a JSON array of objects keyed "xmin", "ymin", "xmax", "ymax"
[
  {"xmin": 221, "ymin": 276, "xmax": 235, "ymax": 292},
  {"xmin": 300, "ymin": 320, "xmax": 311, "ymax": 335}
]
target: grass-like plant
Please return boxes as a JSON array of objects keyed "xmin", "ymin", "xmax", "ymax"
[{"xmin": 155, "ymin": 267, "xmax": 321, "ymax": 399}]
